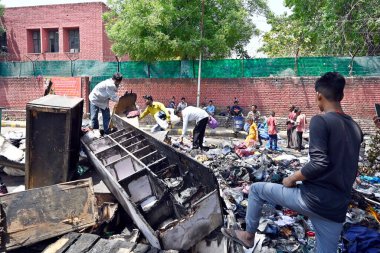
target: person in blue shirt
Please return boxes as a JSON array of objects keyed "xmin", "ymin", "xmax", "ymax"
[
  {"xmin": 168, "ymin": 96, "xmax": 176, "ymax": 109},
  {"xmin": 230, "ymin": 100, "xmax": 243, "ymax": 116},
  {"xmin": 205, "ymin": 100, "xmax": 216, "ymax": 116}
]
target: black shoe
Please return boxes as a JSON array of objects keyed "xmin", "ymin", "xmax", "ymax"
[
  {"xmin": 201, "ymin": 147, "xmax": 210, "ymax": 152},
  {"xmin": 192, "ymin": 146, "xmax": 200, "ymax": 150}
]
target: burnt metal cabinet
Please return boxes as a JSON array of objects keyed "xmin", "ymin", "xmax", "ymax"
[{"xmin": 25, "ymin": 95, "xmax": 84, "ymax": 189}]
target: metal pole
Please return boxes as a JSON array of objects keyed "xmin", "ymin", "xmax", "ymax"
[{"xmin": 196, "ymin": 0, "xmax": 205, "ymax": 107}]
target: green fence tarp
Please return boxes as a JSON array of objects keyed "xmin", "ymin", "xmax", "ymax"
[{"xmin": 1, "ymin": 57, "xmax": 380, "ymax": 80}]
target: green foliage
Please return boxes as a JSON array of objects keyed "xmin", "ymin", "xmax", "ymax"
[
  {"xmin": 260, "ymin": 0, "xmax": 380, "ymax": 57},
  {"xmin": 104, "ymin": 0, "xmax": 268, "ymax": 61},
  {"xmin": 0, "ymin": 3, "xmax": 4, "ymax": 34}
]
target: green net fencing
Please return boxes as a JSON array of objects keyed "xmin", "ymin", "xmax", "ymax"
[{"xmin": 1, "ymin": 57, "xmax": 380, "ymax": 89}]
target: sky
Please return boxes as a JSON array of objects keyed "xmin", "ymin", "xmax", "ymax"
[{"xmin": 1, "ymin": 0, "xmax": 291, "ymax": 57}]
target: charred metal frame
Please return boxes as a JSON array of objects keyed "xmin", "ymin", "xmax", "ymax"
[{"xmin": 81, "ymin": 115, "xmax": 223, "ymax": 250}]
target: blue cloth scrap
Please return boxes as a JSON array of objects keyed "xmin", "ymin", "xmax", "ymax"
[{"xmin": 343, "ymin": 226, "xmax": 380, "ymax": 253}]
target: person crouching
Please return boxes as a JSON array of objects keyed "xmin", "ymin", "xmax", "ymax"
[{"xmin": 175, "ymin": 106, "xmax": 209, "ymax": 150}]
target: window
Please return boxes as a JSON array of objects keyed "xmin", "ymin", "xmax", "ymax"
[
  {"xmin": 32, "ymin": 31, "xmax": 41, "ymax": 53},
  {"xmin": 68, "ymin": 29, "xmax": 80, "ymax": 52},
  {"xmin": 48, "ymin": 30, "xmax": 59, "ymax": 53}
]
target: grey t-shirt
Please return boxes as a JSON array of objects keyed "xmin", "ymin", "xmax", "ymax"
[{"xmin": 300, "ymin": 112, "xmax": 363, "ymax": 222}]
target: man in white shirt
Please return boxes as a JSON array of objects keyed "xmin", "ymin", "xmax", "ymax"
[
  {"xmin": 89, "ymin": 73, "xmax": 123, "ymax": 134},
  {"xmin": 175, "ymin": 106, "xmax": 209, "ymax": 150}
]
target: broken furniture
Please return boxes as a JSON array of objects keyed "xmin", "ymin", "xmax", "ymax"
[
  {"xmin": 42, "ymin": 232, "xmax": 152, "ymax": 253},
  {"xmin": 110, "ymin": 92, "xmax": 139, "ymax": 129},
  {"xmin": 81, "ymin": 114, "xmax": 223, "ymax": 250},
  {"xmin": 0, "ymin": 178, "xmax": 97, "ymax": 251},
  {"xmin": 0, "ymin": 134, "xmax": 25, "ymax": 172},
  {"xmin": 25, "ymin": 95, "xmax": 83, "ymax": 189}
]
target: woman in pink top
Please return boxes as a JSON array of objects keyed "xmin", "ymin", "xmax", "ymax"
[
  {"xmin": 267, "ymin": 111, "xmax": 278, "ymax": 150},
  {"xmin": 295, "ymin": 107, "xmax": 307, "ymax": 151},
  {"xmin": 286, "ymin": 105, "xmax": 296, "ymax": 148}
]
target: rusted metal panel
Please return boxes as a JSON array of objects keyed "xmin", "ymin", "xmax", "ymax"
[
  {"xmin": 81, "ymin": 114, "xmax": 223, "ymax": 250},
  {"xmin": 25, "ymin": 95, "xmax": 83, "ymax": 189},
  {"xmin": 0, "ymin": 178, "xmax": 97, "ymax": 251}
]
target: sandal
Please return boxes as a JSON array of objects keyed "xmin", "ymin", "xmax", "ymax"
[{"xmin": 221, "ymin": 227, "xmax": 254, "ymax": 248}]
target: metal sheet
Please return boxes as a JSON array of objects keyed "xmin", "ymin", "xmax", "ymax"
[
  {"xmin": 81, "ymin": 115, "xmax": 223, "ymax": 250},
  {"xmin": 0, "ymin": 178, "xmax": 97, "ymax": 251},
  {"xmin": 81, "ymin": 142, "xmax": 161, "ymax": 249}
]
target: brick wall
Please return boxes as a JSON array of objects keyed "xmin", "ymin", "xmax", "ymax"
[
  {"xmin": 3, "ymin": 2, "xmax": 115, "ymax": 62},
  {"xmin": 0, "ymin": 77, "xmax": 90, "ymax": 116},
  {"xmin": 115, "ymin": 77, "xmax": 380, "ymax": 133},
  {"xmin": 1, "ymin": 76, "xmax": 379, "ymax": 133}
]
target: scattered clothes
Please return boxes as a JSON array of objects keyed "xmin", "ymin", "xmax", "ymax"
[
  {"xmin": 169, "ymin": 129, "xmax": 380, "ymax": 252},
  {"xmin": 343, "ymin": 226, "xmax": 380, "ymax": 253}
]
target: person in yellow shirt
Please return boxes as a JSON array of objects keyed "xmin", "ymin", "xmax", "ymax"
[
  {"xmin": 139, "ymin": 95, "xmax": 171, "ymax": 132},
  {"xmin": 244, "ymin": 116, "xmax": 258, "ymax": 147}
]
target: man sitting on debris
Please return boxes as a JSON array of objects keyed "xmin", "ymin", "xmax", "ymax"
[
  {"xmin": 89, "ymin": 72, "xmax": 123, "ymax": 134},
  {"xmin": 222, "ymin": 72, "xmax": 363, "ymax": 252},
  {"xmin": 174, "ymin": 106, "xmax": 209, "ymax": 150},
  {"xmin": 139, "ymin": 95, "xmax": 171, "ymax": 132}
]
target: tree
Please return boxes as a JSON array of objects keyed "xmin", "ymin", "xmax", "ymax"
[
  {"xmin": 0, "ymin": 2, "xmax": 4, "ymax": 34},
  {"xmin": 260, "ymin": 0, "xmax": 380, "ymax": 57},
  {"xmin": 104, "ymin": 0, "xmax": 268, "ymax": 61}
]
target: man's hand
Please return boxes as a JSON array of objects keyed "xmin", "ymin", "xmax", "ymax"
[
  {"xmin": 282, "ymin": 176, "xmax": 297, "ymax": 188},
  {"xmin": 282, "ymin": 170, "xmax": 307, "ymax": 187}
]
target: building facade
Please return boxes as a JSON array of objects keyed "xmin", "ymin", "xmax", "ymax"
[{"xmin": 1, "ymin": 2, "xmax": 118, "ymax": 62}]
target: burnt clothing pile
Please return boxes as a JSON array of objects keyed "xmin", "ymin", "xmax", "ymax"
[{"xmin": 171, "ymin": 138, "xmax": 380, "ymax": 252}]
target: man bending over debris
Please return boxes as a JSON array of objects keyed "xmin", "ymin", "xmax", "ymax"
[
  {"xmin": 139, "ymin": 95, "xmax": 171, "ymax": 132},
  {"xmin": 175, "ymin": 106, "xmax": 209, "ymax": 150},
  {"xmin": 89, "ymin": 72, "xmax": 123, "ymax": 134},
  {"xmin": 222, "ymin": 72, "xmax": 363, "ymax": 252}
]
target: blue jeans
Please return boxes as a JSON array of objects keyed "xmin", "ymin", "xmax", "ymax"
[
  {"xmin": 90, "ymin": 102, "xmax": 111, "ymax": 134},
  {"xmin": 269, "ymin": 134, "xmax": 278, "ymax": 150},
  {"xmin": 246, "ymin": 182, "xmax": 343, "ymax": 253}
]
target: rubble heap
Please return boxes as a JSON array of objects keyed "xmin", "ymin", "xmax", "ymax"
[{"xmin": 171, "ymin": 137, "xmax": 380, "ymax": 252}]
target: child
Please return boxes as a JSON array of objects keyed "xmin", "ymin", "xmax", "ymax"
[
  {"xmin": 295, "ymin": 107, "xmax": 307, "ymax": 152},
  {"xmin": 286, "ymin": 105, "xmax": 296, "ymax": 148},
  {"xmin": 244, "ymin": 116, "xmax": 258, "ymax": 147},
  {"xmin": 267, "ymin": 111, "xmax": 278, "ymax": 150}
]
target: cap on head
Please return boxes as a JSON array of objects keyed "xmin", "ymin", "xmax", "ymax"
[
  {"xmin": 112, "ymin": 72, "xmax": 123, "ymax": 81},
  {"xmin": 143, "ymin": 95, "xmax": 153, "ymax": 101}
]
